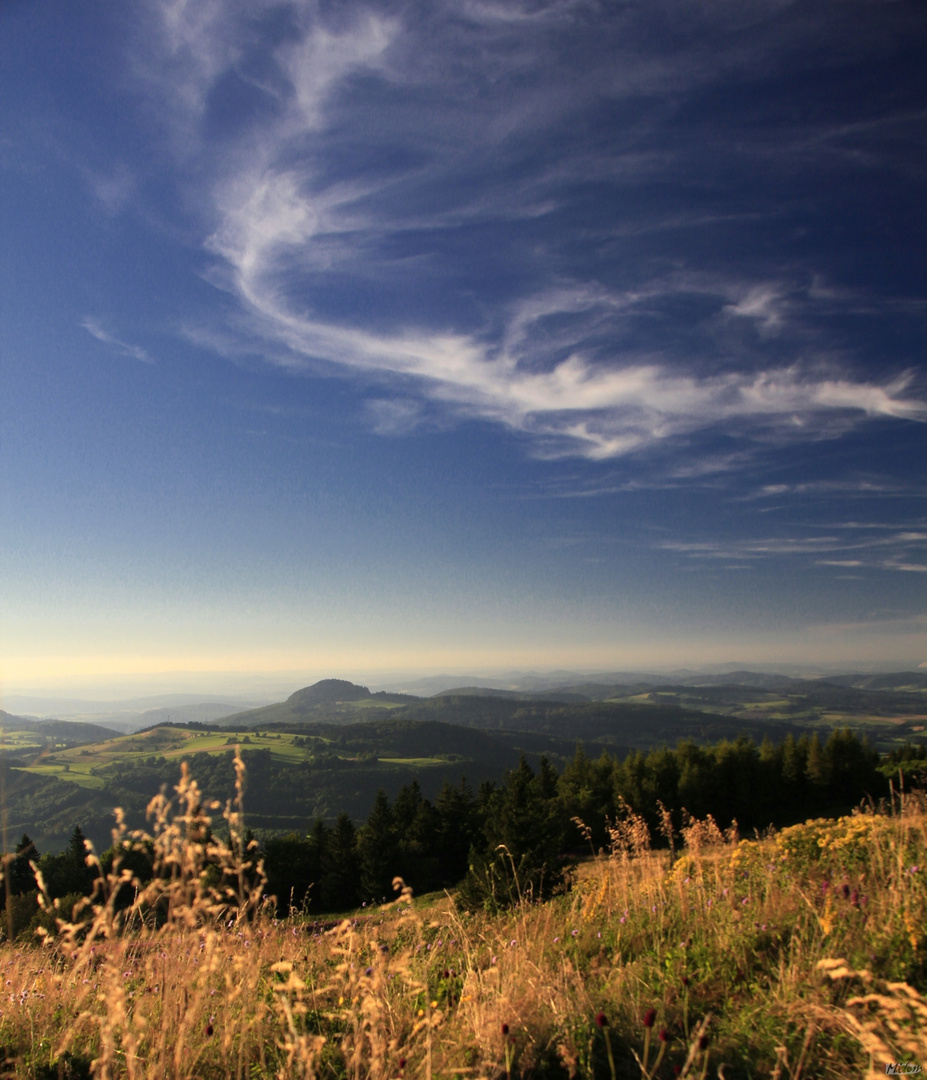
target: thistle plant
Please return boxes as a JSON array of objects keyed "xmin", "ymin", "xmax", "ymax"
[{"xmin": 596, "ymin": 1011, "xmax": 617, "ymax": 1080}]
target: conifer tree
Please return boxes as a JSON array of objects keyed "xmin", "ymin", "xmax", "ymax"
[
  {"xmin": 460, "ymin": 756, "xmax": 569, "ymax": 910},
  {"xmin": 321, "ymin": 813, "xmax": 359, "ymax": 912},
  {"xmin": 358, "ymin": 790, "xmax": 399, "ymax": 902}
]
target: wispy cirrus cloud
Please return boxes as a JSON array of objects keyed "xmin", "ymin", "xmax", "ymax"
[
  {"xmin": 136, "ymin": 0, "xmax": 926, "ymax": 463},
  {"xmin": 81, "ymin": 317, "xmax": 153, "ymax": 364},
  {"xmin": 661, "ymin": 524, "xmax": 927, "ymax": 573}
]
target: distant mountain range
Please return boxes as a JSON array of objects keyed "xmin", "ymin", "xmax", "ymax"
[{"xmin": 3, "ymin": 669, "xmax": 925, "ymax": 853}]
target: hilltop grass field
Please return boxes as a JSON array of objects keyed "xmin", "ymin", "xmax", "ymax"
[{"xmin": 0, "ymin": 753, "xmax": 923, "ymax": 1079}]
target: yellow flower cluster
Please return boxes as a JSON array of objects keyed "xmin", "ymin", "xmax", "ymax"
[
  {"xmin": 668, "ymin": 853, "xmax": 699, "ymax": 886},
  {"xmin": 581, "ymin": 874, "xmax": 609, "ymax": 923},
  {"xmin": 775, "ymin": 812, "xmax": 882, "ymax": 873},
  {"xmin": 775, "ymin": 818, "xmax": 832, "ymax": 865},
  {"xmin": 814, "ymin": 814, "xmax": 878, "ymax": 859},
  {"xmin": 728, "ymin": 839, "xmax": 766, "ymax": 879}
]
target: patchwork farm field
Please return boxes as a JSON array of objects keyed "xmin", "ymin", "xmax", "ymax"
[{"xmin": 13, "ymin": 726, "xmax": 458, "ymax": 792}]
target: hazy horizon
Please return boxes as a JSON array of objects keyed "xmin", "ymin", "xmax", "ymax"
[
  {"xmin": 2, "ymin": 1, "xmax": 925, "ymax": 689},
  {"xmin": 4, "ymin": 656, "xmax": 927, "ymax": 715}
]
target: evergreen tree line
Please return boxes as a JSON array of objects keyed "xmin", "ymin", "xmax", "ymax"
[{"xmin": 1, "ymin": 728, "xmax": 911, "ymax": 929}]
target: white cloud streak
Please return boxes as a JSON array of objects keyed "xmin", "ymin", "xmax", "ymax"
[
  {"xmin": 143, "ymin": 0, "xmax": 926, "ymax": 460},
  {"xmin": 207, "ymin": 170, "xmax": 925, "ymax": 457},
  {"xmin": 81, "ymin": 317, "xmax": 153, "ymax": 364},
  {"xmin": 661, "ymin": 526, "xmax": 927, "ymax": 573}
]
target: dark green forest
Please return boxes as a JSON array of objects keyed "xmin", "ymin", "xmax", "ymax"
[{"xmin": 5, "ymin": 727, "xmax": 923, "ymax": 939}]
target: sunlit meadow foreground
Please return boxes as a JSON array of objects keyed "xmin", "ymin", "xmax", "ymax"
[{"xmin": 1, "ymin": 756, "xmax": 925, "ymax": 1079}]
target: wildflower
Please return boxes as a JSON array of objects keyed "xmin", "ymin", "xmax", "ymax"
[
  {"xmin": 502, "ymin": 1023, "xmax": 510, "ymax": 1036},
  {"xmin": 643, "ymin": 1008, "xmax": 657, "ymax": 1028},
  {"xmin": 698, "ymin": 1034, "xmax": 709, "ymax": 1051},
  {"xmin": 571, "ymin": 929, "xmax": 578, "ymax": 937},
  {"xmin": 553, "ymin": 936, "xmax": 560, "ymax": 943},
  {"xmin": 364, "ymin": 967, "xmax": 373, "ymax": 977},
  {"xmin": 659, "ymin": 1028, "xmax": 669, "ymax": 1043},
  {"xmin": 205, "ymin": 1024, "xmax": 214, "ymax": 1037},
  {"xmin": 595, "ymin": 1012, "xmax": 608, "ymax": 1028},
  {"xmin": 682, "ymin": 975, "xmax": 690, "ymax": 987},
  {"xmin": 841, "ymin": 883, "xmax": 850, "ymax": 900}
]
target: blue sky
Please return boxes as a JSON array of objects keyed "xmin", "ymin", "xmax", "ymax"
[{"xmin": 2, "ymin": 0, "xmax": 926, "ymax": 693}]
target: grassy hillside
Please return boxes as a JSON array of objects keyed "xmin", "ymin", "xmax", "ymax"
[{"xmin": 0, "ymin": 761, "xmax": 923, "ymax": 1079}]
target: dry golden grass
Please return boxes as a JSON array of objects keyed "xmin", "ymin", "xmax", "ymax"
[{"xmin": 0, "ymin": 757, "xmax": 924, "ymax": 1079}]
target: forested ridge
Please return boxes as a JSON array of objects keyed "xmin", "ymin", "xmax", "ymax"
[{"xmin": 5, "ymin": 728, "xmax": 924, "ymax": 939}]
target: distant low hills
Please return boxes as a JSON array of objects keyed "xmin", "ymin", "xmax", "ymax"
[
  {"xmin": 214, "ymin": 671, "xmax": 927, "ymax": 750},
  {"xmin": 218, "ymin": 680, "xmax": 421, "ymax": 727},
  {"xmin": 0, "ymin": 711, "xmax": 119, "ymax": 745},
  {"xmin": 812, "ymin": 671, "xmax": 927, "ymax": 693},
  {"xmin": 7, "ymin": 669, "xmax": 925, "ymax": 853}
]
